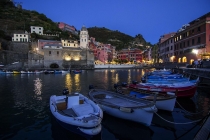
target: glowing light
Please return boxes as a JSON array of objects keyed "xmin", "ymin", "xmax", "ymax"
[
  {"xmin": 74, "ymin": 57, "xmax": 80, "ymax": 61},
  {"xmin": 192, "ymin": 49, "xmax": 198, "ymax": 55},
  {"xmin": 65, "ymin": 56, "xmax": 71, "ymax": 61}
]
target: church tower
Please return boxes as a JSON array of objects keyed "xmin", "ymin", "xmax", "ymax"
[{"xmin": 80, "ymin": 26, "xmax": 89, "ymax": 49}]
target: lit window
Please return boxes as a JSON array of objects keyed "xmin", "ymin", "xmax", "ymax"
[
  {"xmin": 187, "ymin": 32, "xmax": 189, "ymax": 36},
  {"xmin": 179, "ymin": 35, "xmax": 182, "ymax": 40}
]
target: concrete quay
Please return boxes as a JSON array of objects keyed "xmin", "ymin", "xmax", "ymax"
[{"xmin": 194, "ymin": 112, "xmax": 210, "ymax": 140}]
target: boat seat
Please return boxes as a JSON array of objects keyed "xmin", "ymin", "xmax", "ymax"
[
  {"xmin": 72, "ymin": 104, "xmax": 94, "ymax": 117},
  {"xmin": 61, "ymin": 108, "xmax": 77, "ymax": 117}
]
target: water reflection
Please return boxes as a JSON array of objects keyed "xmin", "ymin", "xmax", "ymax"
[
  {"xmin": 51, "ymin": 115, "xmax": 101, "ymax": 140},
  {"xmin": 34, "ymin": 78, "xmax": 42, "ymax": 96},
  {"xmin": 65, "ymin": 74, "xmax": 72, "ymax": 91},
  {"xmin": 101, "ymin": 114, "xmax": 153, "ymax": 140}
]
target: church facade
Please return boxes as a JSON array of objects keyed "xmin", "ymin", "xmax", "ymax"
[{"xmin": 39, "ymin": 26, "xmax": 94, "ymax": 69}]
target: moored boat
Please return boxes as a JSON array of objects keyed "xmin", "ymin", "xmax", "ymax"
[
  {"xmin": 13, "ymin": 70, "xmax": 21, "ymax": 74},
  {"xmin": 88, "ymin": 88, "xmax": 157, "ymax": 126},
  {"xmin": 50, "ymin": 89, "xmax": 103, "ymax": 137},
  {"xmin": 72, "ymin": 70, "xmax": 82, "ymax": 74},
  {"xmin": 0, "ymin": 70, "xmax": 6, "ymax": 74},
  {"xmin": 128, "ymin": 81, "xmax": 197, "ymax": 98},
  {"xmin": 114, "ymin": 83, "xmax": 176, "ymax": 111}
]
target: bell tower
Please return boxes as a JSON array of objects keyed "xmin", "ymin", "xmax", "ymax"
[{"xmin": 80, "ymin": 25, "xmax": 89, "ymax": 49}]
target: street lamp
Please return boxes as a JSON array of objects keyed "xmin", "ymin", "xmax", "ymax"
[{"xmin": 192, "ymin": 49, "xmax": 198, "ymax": 59}]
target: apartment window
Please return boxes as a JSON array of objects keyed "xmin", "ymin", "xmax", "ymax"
[
  {"xmin": 197, "ymin": 37, "xmax": 200, "ymax": 44},
  {"xmin": 39, "ymin": 31, "xmax": 41, "ymax": 33},
  {"xmin": 57, "ymin": 51, "xmax": 59, "ymax": 55},
  {"xmin": 197, "ymin": 26, "xmax": 200, "ymax": 32},
  {"xmin": 85, "ymin": 39, "xmax": 86, "ymax": 42},
  {"xmin": 24, "ymin": 35, "xmax": 26, "ymax": 37},
  {"xmin": 16, "ymin": 35, "xmax": 18, "ymax": 37},
  {"xmin": 49, "ymin": 51, "xmax": 51, "ymax": 55},
  {"xmin": 16, "ymin": 39, "xmax": 18, "ymax": 41},
  {"xmin": 176, "ymin": 37, "xmax": 178, "ymax": 41},
  {"xmin": 171, "ymin": 46, "xmax": 173, "ymax": 50},
  {"xmin": 192, "ymin": 29, "xmax": 194, "ymax": 34},
  {"xmin": 187, "ymin": 32, "xmax": 189, "ymax": 36},
  {"xmin": 175, "ymin": 38, "xmax": 176, "ymax": 42},
  {"xmin": 187, "ymin": 40, "xmax": 189, "ymax": 46},
  {"xmin": 183, "ymin": 42, "xmax": 185, "ymax": 47},
  {"xmin": 192, "ymin": 39, "xmax": 194, "ymax": 45},
  {"xmin": 20, "ymin": 35, "xmax": 22, "ymax": 37},
  {"xmin": 39, "ymin": 28, "xmax": 41, "ymax": 30},
  {"xmin": 74, "ymin": 44, "xmax": 75, "ymax": 46},
  {"xmin": 171, "ymin": 39, "xmax": 172, "ymax": 43},
  {"xmin": 180, "ymin": 43, "xmax": 182, "ymax": 49},
  {"xmin": 64, "ymin": 43, "xmax": 65, "ymax": 46},
  {"xmin": 33, "ymin": 27, "xmax": 35, "ymax": 29},
  {"xmin": 179, "ymin": 35, "xmax": 182, "ymax": 40}
]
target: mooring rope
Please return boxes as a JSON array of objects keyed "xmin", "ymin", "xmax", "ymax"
[
  {"xmin": 175, "ymin": 100, "xmax": 204, "ymax": 115},
  {"xmin": 154, "ymin": 112, "xmax": 202, "ymax": 124}
]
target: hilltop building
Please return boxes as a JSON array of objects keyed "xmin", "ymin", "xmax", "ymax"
[
  {"xmin": 12, "ymin": 32, "xmax": 30, "ymax": 42},
  {"xmin": 57, "ymin": 22, "xmax": 78, "ymax": 35},
  {"xmin": 30, "ymin": 26, "xmax": 43, "ymax": 35}
]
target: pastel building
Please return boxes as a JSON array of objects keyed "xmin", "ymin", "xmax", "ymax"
[
  {"xmin": 173, "ymin": 12, "xmax": 210, "ymax": 64},
  {"xmin": 58, "ymin": 22, "xmax": 78, "ymax": 35},
  {"xmin": 158, "ymin": 33, "xmax": 176, "ymax": 63},
  {"xmin": 117, "ymin": 48, "xmax": 142, "ymax": 63},
  {"xmin": 61, "ymin": 39, "xmax": 78, "ymax": 48},
  {"xmin": 30, "ymin": 26, "xmax": 43, "ymax": 35}
]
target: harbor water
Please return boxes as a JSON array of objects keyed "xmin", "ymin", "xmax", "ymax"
[{"xmin": 0, "ymin": 69, "xmax": 210, "ymax": 140}]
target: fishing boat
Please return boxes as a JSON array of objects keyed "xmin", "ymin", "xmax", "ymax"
[
  {"xmin": 50, "ymin": 89, "xmax": 103, "ymax": 137},
  {"xmin": 13, "ymin": 70, "xmax": 21, "ymax": 74},
  {"xmin": 114, "ymin": 82, "xmax": 176, "ymax": 111},
  {"xmin": 128, "ymin": 81, "xmax": 197, "ymax": 98},
  {"xmin": 88, "ymin": 88, "xmax": 157, "ymax": 126},
  {"xmin": 0, "ymin": 70, "xmax": 6, "ymax": 74},
  {"xmin": 44, "ymin": 70, "xmax": 54, "ymax": 74},
  {"xmin": 72, "ymin": 70, "xmax": 82, "ymax": 74},
  {"xmin": 54, "ymin": 70, "xmax": 62, "ymax": 74}
]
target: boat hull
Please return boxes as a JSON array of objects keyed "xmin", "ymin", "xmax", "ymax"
[
  {"xmin": 54, "ymin": 116, "xmax": 101, "ymax": 139},
  {"xmin": 99, "ymin": 104, "xmax": 156, "ymax": 126},
  {"xmin": 129, "ymin": 91, "xmax": 176, "ymax": 111},
  {"xmin": 129, "ymin": 83, "xmax": 197, "ymax": 98}
]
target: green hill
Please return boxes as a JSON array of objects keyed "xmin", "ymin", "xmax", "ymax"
[{"xmin": 0, "ymin": 0, "xmax": 150, "ymax": 50}]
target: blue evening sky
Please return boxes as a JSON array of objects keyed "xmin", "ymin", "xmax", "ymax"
[{"xmin": 19, "ymin": 0, "xmax": 209, "ymax": 44}]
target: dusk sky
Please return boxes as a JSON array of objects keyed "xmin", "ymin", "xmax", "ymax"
[{"xmin": 19, "ymin": 0, "xmax": 209, "ymax": 44}]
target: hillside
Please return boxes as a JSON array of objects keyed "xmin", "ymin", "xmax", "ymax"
[
  {"xmin": 0, "ymin": 0, "xmax": 150, "ymax": 50},
  {"xmin": 88, "ymin": 27, "xmax": 148, "ymax": 50}
]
